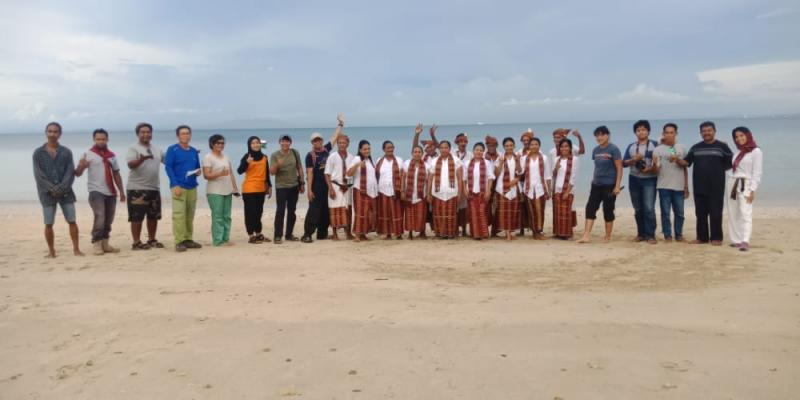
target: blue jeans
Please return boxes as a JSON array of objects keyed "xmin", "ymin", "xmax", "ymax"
[
  {"xmin": 658, "ymin": 189, "xmax": 685, "ymax": 239},
  {"xmin": 629, "ymin": 176, "xmax": 657, "ymax": 240}
]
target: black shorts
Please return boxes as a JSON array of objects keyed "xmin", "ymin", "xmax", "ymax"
[
  {"xmin": 585, "ymin": 184, "xmax": 617, "ymax": 222},
  {"xmin": 127, "ymin": 190, "xmax": 162, "ymax": 222}
]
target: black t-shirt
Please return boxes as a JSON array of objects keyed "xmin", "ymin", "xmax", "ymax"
[
  {"xmin": 305, "ymin": 142, "xmax": 332, "ymax": 192},
  {"xmin": 684, "ymin": 140, "xmax": 733, "ymax": 195}
]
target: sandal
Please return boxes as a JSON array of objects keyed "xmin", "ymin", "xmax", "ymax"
[
  {"xmin": 248, "ymin": 236, "xmax": 260, "ymax": 244},
  {"xmin": 146, "ymin": 239, "xmax": 165, "ymax": 249},
  {"xmin": 255, "ymin": 234, "xmax": 270, "ymax": 243},
  {"xmin": 132, "ymin": 241, "xmax": 151, "ymax": 250}
]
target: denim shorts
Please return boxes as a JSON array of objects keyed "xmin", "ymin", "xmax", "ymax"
[{"xmin": 42, "ymin": 201, "xmax": 76, "ymax": 225}]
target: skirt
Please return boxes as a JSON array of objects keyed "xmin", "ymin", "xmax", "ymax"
[
  {"xmin": 377, "ymin": 193, "xmax": 404, "ymax": 236},
  {"xmin": 467, "ymin": 193, "xmax": 489, "ymax": 239},
  {"xmin": 432, "ymin": 197, "xmax": 458, "ymax": 237},
  {"xmin": 352, "ymin": 189, "xmax": 377, "ymax": 235},
  {"xmin": 404, "ymin": 200, "xmax": 427, "ymax": 233}
]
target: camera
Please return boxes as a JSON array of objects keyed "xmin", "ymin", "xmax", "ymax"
[{"xmin": 635, "ymin": 159, "xmax": 647, "ymax": 171}]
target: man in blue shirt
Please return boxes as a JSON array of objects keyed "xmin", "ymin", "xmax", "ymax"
[
  {"xmin": 623, "ymin": 120, "xmax": 659, "ymax": 244},
  {"xmin": 164, "ymin": 125, "xmax": 202, "ymax": 252}
]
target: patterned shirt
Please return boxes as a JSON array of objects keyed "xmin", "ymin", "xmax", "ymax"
[{"xmin": 32, "ymin": 144, "xmax": 76, "ymax": 206}]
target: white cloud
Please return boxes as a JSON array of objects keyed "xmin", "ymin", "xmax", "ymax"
[
  {"xmin": 755, "ymin": 8, "xmax": 798, "ymax": 19},
  {"xmin": 696, "ymin": 60, "xmax": 800, "ymax": 99},
  {"xmin": 13, "ymin": 102, "xmax": 47, "ymax": 120},
  {"xmin": 501, "ymin": 97, "xmax": 583, "ymax": 106},
  {"xmin": 611, "ymin": 84, "xmax": 689, "ymax": 104}
]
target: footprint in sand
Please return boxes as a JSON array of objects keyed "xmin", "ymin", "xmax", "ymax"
[
  {"xmin": 660, "ymin": 360, "xmax": 693, "ymax": 372},
  {"xmin": 55, "ymin": 364, "xmax": 82, "ymax": 380}
]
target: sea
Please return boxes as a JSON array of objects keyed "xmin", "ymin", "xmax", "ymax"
[{"xmin": 2, "ymin": 117, "xmax": 796, "ymax": 206}]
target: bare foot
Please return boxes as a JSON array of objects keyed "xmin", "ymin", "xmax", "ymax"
[
  {"xmin": 384, "ymin": 236, "xmax": 392, "ymax": 241},
  {"xmin": 602, "ymin": 236, "xmax": 612, "ymax": 243},
  {"xmin": 577, "ymin": 236, "xmax": 591, "ymax": 243},
  {"xmin": 360, "ymin": 234, "xmax": 370, "ymax": 242},
  {"xmin": 74, "ymin": 249, "xmax": 85, "ymax": 256},
  {"xmin": 45, "ymin": 251, "xmax": 57, "ymax": 258},
  {"xmin": 395, "ymin": 235, "xmax": 403, "ymax": 240}
]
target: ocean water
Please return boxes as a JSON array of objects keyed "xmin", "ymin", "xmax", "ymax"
[{"xmin": 2, "ymin": 117, "xmax": 796, "ymax": 206}]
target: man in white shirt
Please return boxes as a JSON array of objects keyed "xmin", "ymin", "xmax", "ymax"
[{"xmin": 74, "ymin": 129, "xmax": 126, "ymax": 255}]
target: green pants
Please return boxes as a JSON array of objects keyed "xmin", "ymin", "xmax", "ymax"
[
  {"xmin": 207, "ymin": 194, "xmax": 232, "ymax": 246},
  {"xmin": 172, "ymin": 187, "xmax": 197, "ymax": 243}
]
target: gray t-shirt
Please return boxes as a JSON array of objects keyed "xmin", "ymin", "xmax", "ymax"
[
  {"xmin": 653, "ymin": 143, "xmax": 687, "ymax": 191},
  {"xmin": 126, "ymin": 143, "xmax": 163, "ymax": 191},
  {"xmin": 83, "ymin": 150, "xmax": 120, "ymax": 196},
  {"xmin": 591, "ymin": 143, "xmax": 622, "ymax": 186}
]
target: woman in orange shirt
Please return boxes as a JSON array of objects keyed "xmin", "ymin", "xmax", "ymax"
[{"xmin": 237, "ymin": 136, "xmax": 272, "ymax": 243}]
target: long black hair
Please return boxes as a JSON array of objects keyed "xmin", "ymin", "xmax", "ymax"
[{"xmin": 358, "ymin": 139, "xmax": 373, "ymax": 164}]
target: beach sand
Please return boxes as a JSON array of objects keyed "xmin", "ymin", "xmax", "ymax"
[{"xmin": 0, "ymin": 202, "xmax": 798, "ymax": 399}]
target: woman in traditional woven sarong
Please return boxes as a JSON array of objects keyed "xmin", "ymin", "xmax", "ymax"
[
  {"xmin": 463, "ymin": 142, "xmax": 495, "ymax": 240},
  {"xmin": 426, "ymin": 141, "xmax": 463, "ymax": 239},
  {"xmin": 520, "ymin": 137, "xmax": 552, "ymax": 240},
  {"xmin": 552, "ymin": 138, "xmax": 580, "ymax": 239},
  {"xmin": 346, "ymin": 140, "xmax": 378, "ymax": 242},
  {"xmin": 493, "ymin": 137, "xmax": 523, "ymax": 241},
  {"xmin": 402, "ymin": 145, "xmax": 428, "ymax": 240},
  {"xmin": 324, "ymin": 134, "xmax": 355, "ymax": 241},
  {"xmin": 375, "ymin": 141, "xmax": 404, "ymax": 240}
]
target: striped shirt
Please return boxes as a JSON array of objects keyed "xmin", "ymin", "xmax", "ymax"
[{"xmin": 684, "ymin": 140, "xmax": 733, "ymax": 195}]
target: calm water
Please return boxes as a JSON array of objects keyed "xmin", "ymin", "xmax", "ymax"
[{"xmin": 3, "ymin": 117, "xmax": 797, "ymax": 205}]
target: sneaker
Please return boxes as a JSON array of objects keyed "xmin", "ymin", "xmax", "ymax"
[
  {"xmin": 92, "ymin": 241, "xmax": 105, "ymax": 256},
  {"xmin": 175, "ymin": 243, "xmax": 188, "ymax": 252}
]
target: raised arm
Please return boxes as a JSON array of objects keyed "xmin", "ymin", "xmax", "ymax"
[
  {"xmin": 429, "ymin": 124, "xmax": 440, "ymax": 147},
  {"xmin": 331, "ymin": 114, "xmax": 344, "ymax": 145},
  {"xmin": 572, "ymin": 130, "xmax": 585, "ymax": 155},
  {"xmin": 412, "ymin": 123, "xmax": 423, "ymax": 150}
]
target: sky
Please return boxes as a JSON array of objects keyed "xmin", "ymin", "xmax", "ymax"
[{"xmin": 0, "ymin": 0, "xmax": 798, "ymax": 132}]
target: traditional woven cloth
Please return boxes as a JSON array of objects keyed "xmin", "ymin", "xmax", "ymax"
[
  {"xmin": 432, "ymin": 197, "xmax": 458, "ymax": 237},
  {"xmin": 377, "ymin": 193, "xmax": 403, "ymax": 236},
  {"xmin": 352, "ymin": 188, "xmax": 376, "ymax": 234},
  {"xmin": 467, "ymin": 193, "xmax": 489, "ymax": 238},
  {"xmin": 404, "ymin": 199, "xmax": 426, "ymax": 233}
]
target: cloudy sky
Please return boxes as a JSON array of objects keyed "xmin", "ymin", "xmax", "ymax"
[{"xmin": 1, "ymin": 0, "xmax": 798, "ymax": 132}]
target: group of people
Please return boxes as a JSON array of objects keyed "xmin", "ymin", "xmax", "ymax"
[{"xmin": 32, "ymin": 115, "xmax": 763, "ymax": 256}]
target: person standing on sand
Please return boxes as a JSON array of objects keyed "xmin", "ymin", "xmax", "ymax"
[
  {"xmin": 484, "ymin": 135, "xmax": 500, "ymax": 236},
  {"xmin": 164, "ymin": 125, "xmax": 202, "ymax": 252},
  {"xmin": 623, "ymin": 120, "xmax": 659, "ymax": 244},
  {"xmin": 453, "ymin": 132, "xmax": 471, "ymax": 237},
  {"xmin": 126, "ymin": 122, "xmax": 165, "ymax": 250},
  {"xmin": 270, "ymin": 135, "xmax": 305, "ymax": 244},
  {"xmin": 203, "ymin": 134, "xmax": 239, "ymax": 246},
  {"xmin": 325, "ymin": 133, "xmax": 355, "ymax": 241},
  {"xmin": 516, "ymin": 129, "xmax": 535, "ymax": 237},
  {"xmin": 347, "ymin": 140, "xmax": 379, "ymax": 242},
  {"xmin": 237, "ymin": 136, "xmax": 272, "ymax": 244},
  {"xmin": 33, "ymin": 122, "xmax": 83, "ymax": 258},
  {"xmin": 375, "ymin": 140, "xmax": 405, "ymax": 240},
  {"xmin": 301, "ymin": 115, "xmax": 343, "ymax": 243},
  {"xmin": 464, "ymin": 142, "xmax": 495, "ymax": 240},
  {"xmin": 651, "ymin": 123, "xmax": 689, "ymax": 242},
  {"xmin": 402, "ymin": 145, "xmax": 428, "ymax": 240},
  {"xmin": 727, "ymin": 126, "xmax": 763, "ymax": 252},
  {"xmin": 676, "ymin": 121, "xmax": 733, "ymax": 246},
  {"xmin": 426, "ymin": 141, "xmax": 464, "ymax": 239},
  {"xmin": 552, "ymin": 138, "xmax": 579, "ymax": 240},
  {"xmin": 520, "ymin": 137, "xmax": 552, "ymax": 240},
  {"xmin": 74, "ymin": 129, "xmax": 126, "ymax": 256},
  {"xmin": 493, "ymin": 137, "xmax": 523, "ymax": 241},
  {"xmin": 577, "ymin": 126, "xmax": 622, "ymax": 244}
]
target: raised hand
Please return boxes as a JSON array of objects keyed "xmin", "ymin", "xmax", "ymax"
[
  {"xmin": 337, "ymin": 113, "xmax": 345, "ymax": 126},
  {"xmin": 571, "ymin": 129, "xmax": 581, "ymax": 138},
  {"xmin": 430, "ymin": 124, "xmax": 438, "ymax": 135},
  {"xmin": 247, "ymin": 154, "xmax": 254, "ymax": 164},
  {"xmin": 414, "ymin": 123, "xmax": 423, "ymax": 135}
]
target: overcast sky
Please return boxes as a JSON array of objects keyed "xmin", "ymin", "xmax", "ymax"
[{"xmin": 1, "ymin": 0, "xmax": 798, "ymax": 132}]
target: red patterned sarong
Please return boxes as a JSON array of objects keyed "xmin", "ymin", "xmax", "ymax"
[
  {"xmin": 467, "ymin": 193, "xmax": 489, "ymax": 239},
  {"xmin": 377, "ymin": 193, "xmax": 403, "ymax": 236},
  {"xmin": 352, "ymin": 189, "xmax": 376, "ymax": 235},
  {"xmin": 432, "ymin": 197, "xmax": 458, "ymax": 237}
]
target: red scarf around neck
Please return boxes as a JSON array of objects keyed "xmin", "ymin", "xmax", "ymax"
[
  {"xmin": 405, "ymin": 159, "xmax": 426, "ymax": 200},
  {"xmin": 90, "ymin": 145, "xmax": 117, "ymax": 195},
  {"xmin": 375, "ymin": 155, "xmax": 401, "ymax": 194},
  {"xmin": 467, "ymin": 158, "xmax": 486, "ymax": 194}
]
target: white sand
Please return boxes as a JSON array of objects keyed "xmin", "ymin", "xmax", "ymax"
[{"xmin": 0, "ymin": 203, "xmax": 798, "ymax": 399}]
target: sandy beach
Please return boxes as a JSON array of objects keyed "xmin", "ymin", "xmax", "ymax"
[{"xmin": 1, "ymin": 202, "xmax": 798, "ymax": 399}]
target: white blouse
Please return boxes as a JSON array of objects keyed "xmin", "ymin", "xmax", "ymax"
[
  {"xmin": 520, "ymin": 154, "xmax": 552, "ymax": 199},
  {"xmin": 376, "ymin": 156, "xmax": 404, "ymax": 196},
  {"xmin": 426, "ymin": 155, "xmax": 462, "ymax": 201},
  {"xmin": 402, "ymin": 159, "xmax": 427, "ymax": 204},
  {"xmin": 494, "ymin": 155, "xmax": 521, "ymax": 200},
  {"xmin": 553, "ymin": 156, "xmax": 579, "ymax": 193},
  {"xmin": 463, "ymin": 159, "xmax": 495, "ymax": 194},
  {"xmin": 729, "ymin": 148, "xmax": 763, "ymax": 193},
  {"xmin": 347, "ymin": 157, "xmax": 378, "ymax": 198}
]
